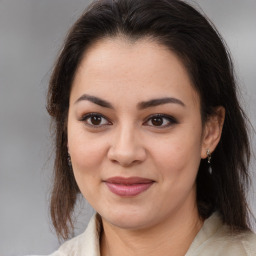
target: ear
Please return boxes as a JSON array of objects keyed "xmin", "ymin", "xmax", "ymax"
[{"xmin": 201, "ymin": 106, "xmax": 225, "ymax": 159}]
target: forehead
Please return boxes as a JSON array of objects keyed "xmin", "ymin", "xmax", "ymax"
[{"xmin": 71, "ymin": 37, "xmax": 199, "ymax": 108}]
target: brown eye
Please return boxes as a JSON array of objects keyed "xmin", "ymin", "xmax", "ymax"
[
  {"xmin": 144, "ymin": 114, "xmax": 177, "ymax": 128},
  {"xmin": 151, "ymin": 117, "xmax": 164, "ymax": 126},
  {"xmin": 91, "ymin": 115, "xmax": 102, "ymax": 125},
  {"xmin": 81, "ymin": 113, "xmax": 111, "ymax": 127}
]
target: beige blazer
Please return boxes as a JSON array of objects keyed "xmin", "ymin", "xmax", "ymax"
[{"xmin": 46, "ymin": 212, "xmax": 256, "ymax": 256}]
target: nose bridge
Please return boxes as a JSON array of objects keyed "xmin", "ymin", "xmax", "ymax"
[
  {"xmin": 118, "ymin": 122, "xmax": 135, "ymax": 148},
  {"xmin": 108, "ymin": 121, "xmax": 146, "ymax": 166}
]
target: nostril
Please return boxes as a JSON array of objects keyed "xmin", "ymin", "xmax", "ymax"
[
  {"xmin": 107, "ymin": 133, "xmax": 147, "ymax": 166},
  {"xmin": 108, "ymin": 149, "xmax": 146, "ymax": 167}
]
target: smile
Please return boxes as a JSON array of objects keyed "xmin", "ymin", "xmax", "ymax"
[{"xmin": 104, "ymin": 176, "xmax": 154, "ymax": 197}]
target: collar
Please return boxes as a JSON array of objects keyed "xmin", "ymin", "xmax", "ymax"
[{"xmin": 71, "ymin": 212, "xmax": 222, "ymax": 256}]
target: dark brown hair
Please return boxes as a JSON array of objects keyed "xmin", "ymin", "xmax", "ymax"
[{"xmin": 47, "ymin": 0, "xmax": 252, "ymax": 239}]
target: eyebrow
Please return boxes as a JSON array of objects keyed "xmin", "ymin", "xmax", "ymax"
[
  {"xmin": 75, "ymin": 94, "xmax": 185, "ymax": 109},
  {"xmin": 75, "ymin": 94, "xmax": 114, "ymax": 109},
  {"xmin": 138, "ymin": 97, "xmax": 185, "ymax": 109}
]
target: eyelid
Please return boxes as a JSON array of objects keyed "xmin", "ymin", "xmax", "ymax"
[
  {"xmin": 143, "ymin": 114, "xmax": 178, "ymax": 128},
  {"xmin": 79, "ymin": 112, "xmax": 177, "ymax": 129},
  {"xmin": 80, "ymin": 112, "xmax": 112, "ymax": 128}
]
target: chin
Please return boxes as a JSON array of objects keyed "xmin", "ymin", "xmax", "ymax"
[
  {"xmin": 100, "ymin": 208, "xmax": 155, "ymax": 230},
  {"xmin": 108, "ymin": 217, "xmax": 150, "ymax": 230}
]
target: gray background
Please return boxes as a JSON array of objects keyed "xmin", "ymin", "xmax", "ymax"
[{"xmin": 0, "ymin": 0, "xmax": 255, "ymax": 255}]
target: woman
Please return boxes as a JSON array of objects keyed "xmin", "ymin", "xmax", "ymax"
[{"xmin": 45, "ymin": 0, "xmax": 256, "ymax": 255}]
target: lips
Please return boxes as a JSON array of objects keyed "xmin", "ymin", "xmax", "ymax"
[{"xmin": 104, "ymin": 176, "xmax": 154, "ymax": 197}]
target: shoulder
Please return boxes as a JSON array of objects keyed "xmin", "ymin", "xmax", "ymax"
[
  {"xmin": 201, "ymin": 228, "xmax": 256, "ymax": 256},
  {"xmin": 47, "ymin": 214, "xmax": 101, "ymax": 256},
  {"xmin": 187, "ymin": 212, "xmax": 256, "ymax": 256},
  {"xmin": 214, "ymin": 224, "xmax": 256, "ymax": 255},
  {"xmin": 237, "ymin": 231, "xmax": 256, "ymax": 255}
]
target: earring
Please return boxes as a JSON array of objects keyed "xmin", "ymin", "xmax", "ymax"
[
  {"xmin": 206, "ymin": 149, "xmax": 212, "ymax": 174},
  {"xmin": 67, "ymin": 153, "xmax": 72, "ymax": 169},
  {"xmin": 206, "ymin": 149, "xmax": 211, "ymax": 164}
]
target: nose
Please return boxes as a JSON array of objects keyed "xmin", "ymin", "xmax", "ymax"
[{"xmin": 107, "ymin": 125, "xmax": 147, "ymax": 167}]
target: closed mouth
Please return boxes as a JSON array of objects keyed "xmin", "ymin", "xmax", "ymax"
[{"xmin": 104, "ymin": 176, "xmax": 154, "ymax": 197}]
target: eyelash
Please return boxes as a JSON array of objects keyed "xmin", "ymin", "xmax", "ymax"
[
  {"xmin": 143, "ymin": 114, "xmax": 178, "ymax": 128},
  {"xmin": 80, "ymin": 113, "xmax": 177, "ymax": 129},
  {"xmin": 80, "ymin": 113, "xmax": 112, "ymax": 128}
]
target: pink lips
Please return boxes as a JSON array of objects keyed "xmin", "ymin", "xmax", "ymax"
[{"xmin": 104, "ymin": 176, "xmax": 154, "ymax": 197}]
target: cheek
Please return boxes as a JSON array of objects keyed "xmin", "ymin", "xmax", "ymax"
[
  {"xmin": 68, "ymin": 129, "xmax": 108, "ymax": 199},
  {"xmin": 72, "ymin": 143, "xmax": 103, "ymax": 170},
  {"xmin": 151, "ymin": 126, "xmax": 203, "ymax": 178},
  {"xmin": 67, "ymin": 124, "xmax": 107, "ymax": 176},
  {"xmin": 71, "ymin": 143, "xmax": 105, "ymax": 173}
]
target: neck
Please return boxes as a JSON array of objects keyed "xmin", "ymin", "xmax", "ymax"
[{"xmin": 100, "ymin": 205, "xmax": 203, "ymax": 256}]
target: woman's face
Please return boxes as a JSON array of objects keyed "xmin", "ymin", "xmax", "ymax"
[{"xmin": 68, "ymin": 37, "xmax": 210, "ymax": 230}]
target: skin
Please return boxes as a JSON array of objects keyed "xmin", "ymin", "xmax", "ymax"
[{"xmin": 67, "ymin": 37, "xmax": 225, "ymax": 256}]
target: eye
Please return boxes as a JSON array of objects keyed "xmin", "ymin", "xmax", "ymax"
[
  {"xmin": 144, "ymin": 114, "xmax": 177, "ymax": 128},
  {"xmin": 81, "ymin": 113, "xmax": 111, "ymax": 127}
]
